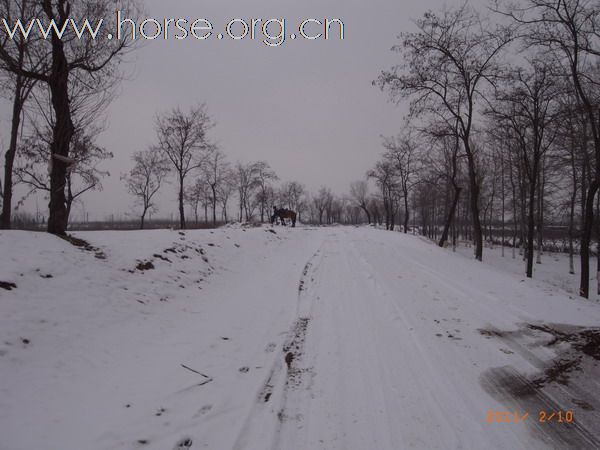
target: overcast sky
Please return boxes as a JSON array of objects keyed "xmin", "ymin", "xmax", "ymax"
[{"xmin": 3, "ymin": 0, "xmax": 453, "ymax": 221}]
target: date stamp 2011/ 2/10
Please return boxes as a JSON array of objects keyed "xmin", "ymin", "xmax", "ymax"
[{"xmin": 486, "ymin": 410, "xmax": 574, "ymax": 424}]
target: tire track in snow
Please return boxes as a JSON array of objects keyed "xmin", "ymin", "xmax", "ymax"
[
  {"xmin": 375, "ymin": 241, "xmax": 600, "ymax": 447},
  {"xmin": 231, "ymin": 244, "xmax": 324, "ymax": 450},
  {"xmin": 352, "ymin": 232, "xmax": 600, "ymax": 449},
  {"xmin": 274, "ymin": 232, "xmax": 468, "ymax": 449},
  {"xmin": 342, "ymin": 238, "xmax": 475, "ymax": 448},
  {"xmin": 343, "ymin": 234, "xmax": 546, "ymax": 449}
]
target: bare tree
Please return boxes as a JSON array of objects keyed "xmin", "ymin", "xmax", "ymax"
[
  {"xmin": 368, "ymin": 159, "xmax": 398, "ymax": 230},
  {"xmin": 185, "ymin": 178, "xmax": 211, "ymax": 224},
  {"xmin": 0, "ymin": 0, "xmax": 41, "ymax": 229},
  {"xmin": 254, "ymin": 161, "xmax": 278, "ymax": 222},
  {"xmin": 420, "ymin": 121, "xmax": 464, "ymax": 247},
  {"xmin": 124, "ymin": 148, "xmax": 169, "ymax": 229},
  {"xmin": 279, "ymin": 181, "xmax": 306, "ymax": 218},
  {"xmin": 382, "ymin": 133, "xmax": 419, "ymax": 233},
  {"xmin": 0, "ymin": 0, "xmax": 141, "ymax": 235},
  {"xmin": 327, "ymin": 195, "xmax": 345, "ymax": 224},
  {"xmin": 202, "ymin": 149, "xmax": 229, "ymax": 226},
  {"xmin": 350, "ymin": 180, "xmax": 372, "ymax": 224},
  {"xmin": 554, "ymin": 96, "xmax": 588, "ymax": 275},
  {"xmin": 488, "ymin": 61, "xmax": 559, "ymax": 278},
  {"xmin": 256, "ymin": 184, "xmax": 277, "ymax": 221},
  {"xmin": 376, "ymin": 3, "xmax": 512, "ymax": 259},
  {"xmin": 313, "ymin": 186, "xmax": 333, "ymax": 224},
  {"xmin": 155, "ymin": 104, "xmax": 215, "ymax": 229},
  {"xmin": 495, "ymin": 0, "xmax": 600, "ymax": 296},
  {"xmin": 218, "ymin": 169, "xmax": 236, "ymax": 222},
  {"xmin": 16, "ymin": 124, "xmax": 112, "ymax": 223},
  {"xmin": 235, "ymin": 162, "xmax": 260, "ymax": 222}
]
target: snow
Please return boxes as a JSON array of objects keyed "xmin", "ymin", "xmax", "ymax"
[
  {"xmin": 453, "ymin": 242, "xmax": 593, "ymax": 299},
  {"xmin": 1, "ymin": 226, "xmax": 599, "ymax": 450}
]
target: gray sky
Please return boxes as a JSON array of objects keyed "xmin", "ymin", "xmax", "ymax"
[{"xmin": 3, "ymin": 0, "xmax": 450, "ymax": 221}]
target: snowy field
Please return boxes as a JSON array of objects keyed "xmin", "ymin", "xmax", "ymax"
[
  {"xmin": 453, "ymin": 242, "xmax": 594, "ymax": 300},
  {"xmin": 1, "ymin": 225, "xmax": 600, "ymax": 450}
]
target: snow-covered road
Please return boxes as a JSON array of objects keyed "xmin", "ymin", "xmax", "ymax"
[
  {"xmin": 230, "ymin": 228, "xmax": 600, "ymax": 450},
  {"xmin": 1, "ymin": 226, "xmax": 599, "ymax": 449}
]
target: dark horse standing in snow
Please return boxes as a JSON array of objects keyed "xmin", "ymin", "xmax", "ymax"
[{"xmin": 271, "ymin": 207, "xmax": 297, "ymax": 227}]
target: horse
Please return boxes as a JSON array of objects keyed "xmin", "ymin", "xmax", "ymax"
[{"xmin": 271, "ymin": 208, "xmax": 297, "ymax": 227}]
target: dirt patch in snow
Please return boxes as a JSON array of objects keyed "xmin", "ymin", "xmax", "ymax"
[
  {"xmin": 153, "ymin": 254, "xmax": 172, "ymax": 263},
  {"xmin": 479, "ymin": 328, "xmax": 508, "ymax": 339},
  {"xmin": 282, "ymin": 317, "xmax": 311, "ymax": 389},
  {"xmin": 58, "ymin": 234, "xmax": 106, "ymax": 259},
  {"xmin": 136, "ymin": 261, "xmax": 155, "ymax": 271},
  {"xmin": 258, "ymin": 317, "xmax": 312, "ymax": 406},
  {"xmin": 0, "ymin": 281, "xmax": 17, "ymax": 291},
  {"xmin": 527, "ymin": 324, "xmax": 600, "ymax": 361}
]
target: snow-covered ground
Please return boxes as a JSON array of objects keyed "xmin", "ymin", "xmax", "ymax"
[
  {"xmin": 1, "ymin": 226, "xmax": 599, "ymax": 450},
  {"xmin": 453, "ymin": 241, "xmax": 595, "ymax": 299}
]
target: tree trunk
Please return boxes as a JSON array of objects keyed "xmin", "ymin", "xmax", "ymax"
[
  {"xmin": 47, "ymin": 45, "xmax": 74, "ymax": 235},
  {"xmin": 178, "ymin": 174, "xmax": 185, "ymax": 229},
  {"xmin": 360, "ymin": 205, "xmax": 371, "ymax": 224},
  {"xmin": 489, "ymin": 179, "xmax": 495, "ymax": 250},
  {"xmin": 596, "ymin": 194, "xmax": 600, "ymax": 295},
  {"xmin": 65, "ymin": 176, "xmax": 73, "ymax": 226},
  {"xmin": 0, "ymin": 75, "xmax": 24, "ymax": 230},
  {"xmin": 580, "ymin": 179, "xmax": 600, "ymax": 298},
  {"xmin": 244, "ymin": 202, "xmax": 250, "ymax": 222},
  {"xmin": 510, "ymin": 156, "xmax": 517, "ymax": 259},
  {"xmin": 260, "ymin": 196, "xmax": 265, "ymax": 223},
  {"xmin": 212, "ymin": 185, "xmax": 217, "ymax": 225},
  {"xmin": 439, "ymin": 186, "xmax": 461, "ymax": 248},
  {"xmin": 519, "ymin": 163, "xmax": 527, "ymax": 260},
  {"xmin": 568, "ymin": 187, "xmax": 576, "ymax": 275},
  {"xmin": 536, "ymin": 165, "xmax": 544, "ymax": 265},
  {"xmin": 466, "ymin": 155, "xmax": 483, "ymax": 260},
  {"xmin": 403, "ymin": 192, "xmax": 410, "ymax": 233},
  {"xmin": 568, "ymin": 126, "xmax": 578, "ymax": 275},
  {"xmin": 526, "ymin": 174, "xmax": 537, "ymax": 278}
]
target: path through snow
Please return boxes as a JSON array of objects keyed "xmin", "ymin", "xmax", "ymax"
[{"xmin": 1, "ymin": 226, "xmax": 599, "ymax": 449}]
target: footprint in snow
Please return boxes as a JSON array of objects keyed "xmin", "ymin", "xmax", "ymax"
[
  {"xmin": 193, "ymin": 404, "xmax": 212, "ymax": 418},
  {"xmin": 174, "ymin": 437, "xmax": 193, "ymax": 449},
  {"xmin": 265, "ymin": 342, "xmax": 277, "ymax": 353}
]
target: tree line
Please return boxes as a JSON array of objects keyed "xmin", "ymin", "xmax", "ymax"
[
  {"xmin": 367, "ymin": 0, "xmax": 600, "ymax": 298},
  {"xmin": 1, "ymin": 0, "xmax": 599, "ymax": 301},
  {"xmin": 0, "ymin": 1, "xmax": 368, "ymax": 236},
  {"xmin": 122, "ymin": 110, "xmax": 368, "ymax": 230}
]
